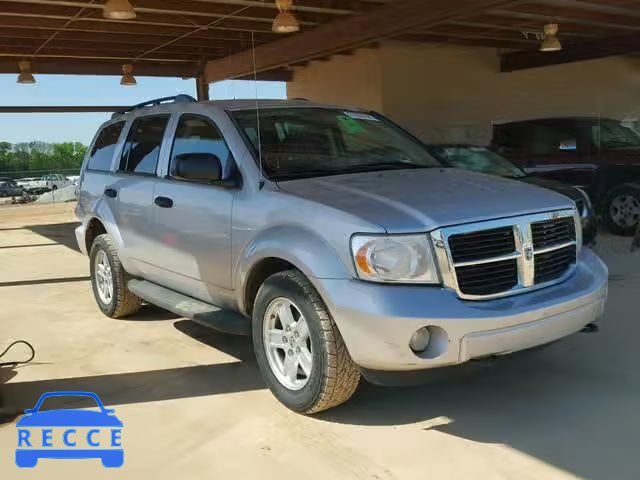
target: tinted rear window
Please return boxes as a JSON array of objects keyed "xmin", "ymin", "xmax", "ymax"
[
  {"xmin": 87, "ymin": 122, "xmax": 124, "ymax": 171},
  {"xmin": 120, "ymin": 116, "xmax": 170, "ymax": 175}
]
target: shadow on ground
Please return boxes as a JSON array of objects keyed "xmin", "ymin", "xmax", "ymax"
[
  {"xmin": 174, "ymin": 319, "xmax": 254, "ymax": 362},
  {"xmin": 23, "ymin": 222, "xmax": 81, "ymax": 253},
  {"xmin": 115, "ymin": 304, "xmax": 182, "ymax": 322},
  {"xmin": 2, "ymin": 361, "xmax": 265, "ymax": 415},
  {"xmin": 0, "ymin": 276, "xmax": 90, "ymax": 288}
]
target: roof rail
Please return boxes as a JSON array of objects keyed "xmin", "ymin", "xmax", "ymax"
[{"xmin": 111, "ymin": 94, "xmax": 197, "ymax": 119}]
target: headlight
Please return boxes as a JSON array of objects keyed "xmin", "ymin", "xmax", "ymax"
[{"xmin": 350, "ymin": 234, "xmax": 439, "ymax": 283}]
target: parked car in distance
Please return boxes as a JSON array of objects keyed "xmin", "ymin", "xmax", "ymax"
[
  {"xmin": 42, "ymin": 174, "xmax": 73, "ymax": 191},
  {"xmin": 433, "ymin": 144, "xmax": 597, "ymax": 246},
  {"xmin": 0, "ymin": 177, "xmax": 26, "ymax": 197},
  {"xmin": 16, "ymin": 176, "xmax": 48, "ymax": 194},
  {"xmin": 16, "ymin": 177, "xmax": 39, "ymax": 188},
  {"xmin": 491, "ymin": 117, "xmax": 640, "ymax": 235},
  {"xmin": 75, "ymin": 96, "xmax": 608, "ymax": 414}
]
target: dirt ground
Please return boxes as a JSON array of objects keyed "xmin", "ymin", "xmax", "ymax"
[{"xmin": 1, "ymin": 203, "xmax": 639, "ymax": 480}]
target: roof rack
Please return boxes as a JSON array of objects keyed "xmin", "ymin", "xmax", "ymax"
[{"xmin": 111, "ymin": 94, "xmax": 197, "ymax": 119}]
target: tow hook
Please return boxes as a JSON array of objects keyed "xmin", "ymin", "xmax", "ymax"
[{"xmin": 580, "ymin": 323, "xmax": 599, "ymax": 333}]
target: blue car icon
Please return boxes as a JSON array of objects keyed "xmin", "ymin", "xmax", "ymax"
[{"xmin": 16, "ymin": 391, "xmax": 123, "ymax": 468}]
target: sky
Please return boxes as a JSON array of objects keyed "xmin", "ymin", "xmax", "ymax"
[{"xmin": 0, "ymin": 75, "xmax": 286, "ymax": 145}]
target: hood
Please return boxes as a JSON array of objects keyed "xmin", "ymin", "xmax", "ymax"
[
  {"xmin": 519, "ymin": 176, "xmax": 582, "ymax": 202},
  {"xmin": 277, "ymin": 168, "xmax": 574, "ymax": 232}
]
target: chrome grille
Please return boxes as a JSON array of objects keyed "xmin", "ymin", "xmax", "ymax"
[
  {"xmin": 531, "ymin": 218, "xmax": 576, "ymax": 250},
  {"xmin": 534, "ymin": 244, "xmax": 577, "ymax": 284},
  {"xmin": 431, "ymin": 209, "xmax": 580, "ymax": 300},
  {"xmin": 449, "ymin": 227, "xmax": 515, "ymax": 263},
  {"xmin": 455, "ymin": 259, "xmax": 518, "ymax": 296}
]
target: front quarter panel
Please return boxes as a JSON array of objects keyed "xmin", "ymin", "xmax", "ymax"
[{"xmin": 234, "ymin": 224, "xmax": 352, "ymax": 313}]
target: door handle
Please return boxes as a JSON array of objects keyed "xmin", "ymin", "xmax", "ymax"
[
  {"xmin": 154, "ymin": 196, "xmax": 174, "ymax": 208},
  {"xmin": 104, "ymin": 188, "xmax": 117, "ymax": 198}
]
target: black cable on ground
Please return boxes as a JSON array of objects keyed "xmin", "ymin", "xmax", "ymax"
[{"xmin": 0, "ymin": 340, "xmax": 35, "ymax": 367}]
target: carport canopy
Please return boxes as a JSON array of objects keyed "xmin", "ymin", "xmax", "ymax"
[{"xmin": 0, "ymin": 0, "xmax": 638, "ymax": 109}]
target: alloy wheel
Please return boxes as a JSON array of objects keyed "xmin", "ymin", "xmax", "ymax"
[
  {"xmin": 610, "ymin": 194, "xmax": 640, "ymax": 228},
  {"xmin": 94, "ymin": 249, "xmax": 114, "ymax": 305},
  {"xmin": 263, "ymin": 297, "xmax": 313, "ymax": 390}
]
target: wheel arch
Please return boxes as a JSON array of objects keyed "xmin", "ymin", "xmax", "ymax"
[
  {"xmin": 85, "ymin": 217, "xmax": 107, "ymax": 254},
  {"xmin": 235, "ymin": 225, "xmax": 351, "ymax": 317}
]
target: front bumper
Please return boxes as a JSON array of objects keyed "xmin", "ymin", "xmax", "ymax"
[{"xmin": 315, "ymin": 249, "xmax": 608, "ymax": 371}]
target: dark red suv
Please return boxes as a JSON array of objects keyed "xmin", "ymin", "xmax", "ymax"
[{"xmin": 492, "ymin": 118, "xmax": 640, "ymax": 235}]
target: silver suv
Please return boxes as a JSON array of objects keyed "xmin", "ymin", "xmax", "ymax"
[{"xmin": 75, "ymin": 96, "xmax": 608, "ymax": 413}]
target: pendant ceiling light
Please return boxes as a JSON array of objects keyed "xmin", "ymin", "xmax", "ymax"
[
  {"xmin": 120, "ymin": 63, "xmax": 137, "ymax": 86},
  {"xmin": 273, "ymin": 0, "xmax": 300, "ymax": 34},
  {"xmin": 17, "ymin": 60, "xmax": 35, "ymax": 84},
  {"xmin": 540, "ymin": 23, "xmax": 562, "ymax": 52},
  {"xmin": 103, "ymin": 0, "xmax": 136, "ymax": 20}
]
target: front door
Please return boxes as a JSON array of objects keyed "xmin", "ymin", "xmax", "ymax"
[{"xmin": 150, "ymin": 114, "xmax": 235, "ymax": 306}]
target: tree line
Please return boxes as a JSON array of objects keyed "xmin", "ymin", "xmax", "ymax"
[{"xmin": 0, "ymin": 141, "xmax": 87, "ymax": 177}]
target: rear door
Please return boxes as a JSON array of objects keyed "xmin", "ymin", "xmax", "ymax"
[
  {"xmin": 111, "ymin": 115, "xmax": 170, "ymax": 272},
  {"xmin": 77, "ymin": 120, "xmax": 126, "ymax": 221},
  {"xmin": 149, "ymin": 114, "xmax": 235, "ymax": 305}
]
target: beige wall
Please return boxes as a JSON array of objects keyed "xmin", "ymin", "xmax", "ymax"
[
  {"xmin": 287, "ymin": 41, "xmax": 640, "ymax": 144},
  {"xmin": 287, "ymin": 47, "xmax": 384, "ymax": 112}
]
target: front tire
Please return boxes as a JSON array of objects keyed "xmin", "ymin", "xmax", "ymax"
[
  {"xmin": 605, "ymin": 183, "xmax": 640, "ymax": 236},
  {"xmin": 90, "ymin": 234, "xmax": 141, "ymax": 318},
  {"xmin": 252, "ymin": 270, "xmax": 360, "ymax": 414}
]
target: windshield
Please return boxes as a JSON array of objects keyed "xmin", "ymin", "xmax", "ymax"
[
  {"xmin": 231, "ymin": 107, "xmax": 443, "ymax": 179},
  {"xmin": 586, "ymin": 119, "xmax": 640, "ymax": 150},
  {"xmin": 435, "ymin": 146, "xmax": 526, "ymax": 178}
]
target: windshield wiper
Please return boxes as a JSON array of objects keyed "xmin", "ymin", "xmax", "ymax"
[
  {"xmin": 344, "ymin": 162, "xmax": 438, "ymax": 173},
  {"xmin": 274, "ymin": 170, "xmax": 346, "ymax": 181},
  {"xmin": 273, "ymin": 162, "xmax": 442, "ymax": 181}
]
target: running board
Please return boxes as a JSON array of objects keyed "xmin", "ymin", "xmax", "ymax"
[{"xmin": 127, "ymin": 279, "xmax": 250, "ymax": 336}]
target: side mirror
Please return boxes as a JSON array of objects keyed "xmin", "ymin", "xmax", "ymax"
[{"xmin": 174, "ymin": 153, "xmax": 223, "ymax": 182}]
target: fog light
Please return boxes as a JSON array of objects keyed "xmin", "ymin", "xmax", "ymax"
[{"xmin": 409, "ymin": 327, "xmax": 431, "ymax": 353}]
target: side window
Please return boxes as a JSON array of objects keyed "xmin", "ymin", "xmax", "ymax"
[
  {"xmin": 169, "ymin": 115, "xmax": 232, "ymax": 177},
  {"xmin": 87, "ymin": 122, "xmax": 124, "ymax": 171},
  {"xmin": 525, "ymin": 123, "xmax": 579, "ymax": 155},
  {"xmin": 120, "ymin": 116, "xmax": 169, "ymax": 175},
  {"xmin": 492, "ymin": 124, "xmax": 524, "ymax": 150}
]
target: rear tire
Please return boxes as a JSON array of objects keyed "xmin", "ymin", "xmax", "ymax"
[
  {"xmin": 90, "ymin": 234, "xmax": 141, "ymax": 318},
  {"xmin": 605, "ymin": 183, "xmax": 640, "ymax": 236},
  {"xmin": 252, "ymin": 270, "xmax": 360, "ymax": 414}
]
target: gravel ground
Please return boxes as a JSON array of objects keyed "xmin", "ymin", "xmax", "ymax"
[{"xmin": 35, "ymin": 184, "xmax": 77, "ymax": 204}]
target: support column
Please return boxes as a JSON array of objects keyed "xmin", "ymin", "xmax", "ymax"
[{"xmin": 196, "ymin": 73, "xmax": 210, "ymax": 101}]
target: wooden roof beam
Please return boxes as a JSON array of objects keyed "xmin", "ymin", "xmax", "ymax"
[
  {"xmin": 1, "ymin": 0, "xmax": 360, "ymax": 16},
  {"xmin": 204, "ymin": 0, "xmax": 522, "ymax": 82},
  {"xmin": 501, "ymin": 32, "xmax": 640, "ymax": 72},
  {"xmin": 0, "ymin": 58, "xmax": 198, "ymax": 76}
]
